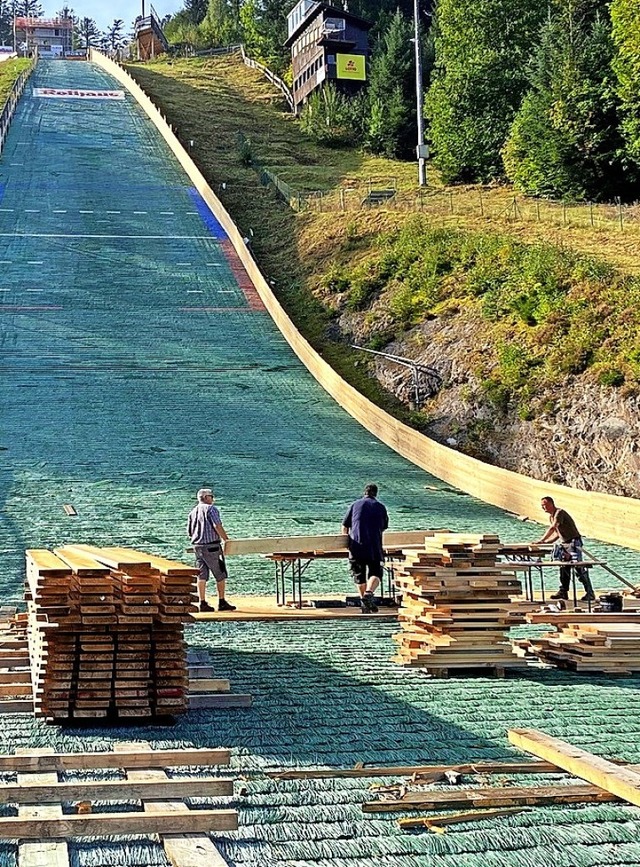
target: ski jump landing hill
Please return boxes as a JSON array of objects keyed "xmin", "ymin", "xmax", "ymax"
[{"xmin": 91, "ymin": 49, "xmax": 640, "ymax": 554}]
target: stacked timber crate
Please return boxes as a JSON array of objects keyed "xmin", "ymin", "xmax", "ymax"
[
  {"xmin": 393, "ymin": 533, "xmax": 527, "ymax": 675},
  {"xmin": 516, "ymin": 619, "xmax": 640, "ymax": 673},
  {"xmin": 25, "ymin": 545, "xmax": 197, "ymax": 722}
]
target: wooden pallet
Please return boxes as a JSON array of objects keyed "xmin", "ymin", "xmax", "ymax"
[{"xmin": 11, "ymin": 742, "xmax": 236, "ymax": 865}]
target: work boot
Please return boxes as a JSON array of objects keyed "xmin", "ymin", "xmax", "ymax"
[
  {"xmin": 199, "ymin": 600, "xmax": 216, "ymax": 613},
  {"xmin": 580, "ymin": 574, "xmax": 596, "ymax": 603},
  {"xmin": 218, "ymin": 598, "xmax": 237, "ymax": 612},
  {"xmin": 550, "ymin": 589, "xmax": 568, "ymax": 600},
  {"xmin": 361, "ymin": 592, "xmax": 378, "ymax": 613}
]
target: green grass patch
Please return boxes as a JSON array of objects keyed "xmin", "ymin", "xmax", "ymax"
[{"xmin": 0, "ymin": 59, "xmax": 30, "ymax": 106}]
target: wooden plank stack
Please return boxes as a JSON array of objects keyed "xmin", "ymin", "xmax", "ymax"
[
  {"xmin": 515, "ymin": 621, "xmax": 640, "ymax": 673},
  {"xmin": 25, "ymin": 545, "xmax": 198, "ymax": 722},
  {"xmin": 392, "ymin": 533, "xmax": 527, "ymax": 674}
]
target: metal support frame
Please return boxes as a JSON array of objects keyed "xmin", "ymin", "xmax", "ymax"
[
  {"xmin": 502, "ymin": 554, "xmax": 594, "ymax": 611},
  {"xmin": 275, "ymin": 557, "xmax": 314, "ymax": 608},
  {"xmin": 273, "ymin": 553, "xmax": 399, "ymax": 608},
  {"xmin": 351, "ymin": 345, "xmax": 441, "ymax": 410}
]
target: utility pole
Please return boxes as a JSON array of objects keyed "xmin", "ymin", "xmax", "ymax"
[{"xmin": 413, "ymin": 0, "xmax": 427, "ymax": 187}]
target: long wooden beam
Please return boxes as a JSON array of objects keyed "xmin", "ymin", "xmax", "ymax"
[
  {"xmin": 223, "ymin": 530, "xmax": 437, "ymax": 557},
  {"xmin": 508, "ymin": 729, "xmax": 640, "ymax": 808},
  {"xmin": 0, "ymin": 747, "xmax": 230, "ymax": 772},
  {"xmin": 268, "ymin": 760, "xmax": 562, "ymax": 780},
  {"xmin": 0, "ymin": 778, "xmax": 233, "ymax": 804},
  {"xmin": 362, "ymin": 783, "xmax": 618, "ymax": 812},
  {"xmin": 0, "ymin": 810, "xmax": 238, "ymax": 839}
]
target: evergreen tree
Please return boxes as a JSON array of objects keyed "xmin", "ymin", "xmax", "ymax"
[
  {"xmin": 611, "ymin": 0, "xmax": 640, "ymax": 165},
  {"xmin": 184, "ymin": 0, "xmax": 207, "ymax": 25},
  {"xmin": 75, "ymin": 16, "xmax": 101, "ymax": 48},
  {"xmin": 56, "ymin": 5, "xmax": 73, "ymax": 20},
  {"xmin": 16, "ymin": 0, "xmax": 44, "ymax": 17},
  {"xmin": 504, "ymin": 0, "xmax": 632, "ymax": 201},
  {"xmin": 426, "ymin": 0, "xmax": 544, "ymax": 183},
  {"xmin": 106, "ymin": 18, "xmax": 126, "ymax": 50},
  {"xmin": 0, "ymin": 0, "xmax": 13, "ymax": 45},
  {"xmin": 199, "ymin": 0, "xmax": 240, "ymax": 46},
  {"xmin": 365, "ymin": 10, "xmax": 415, "ymax": 158}
]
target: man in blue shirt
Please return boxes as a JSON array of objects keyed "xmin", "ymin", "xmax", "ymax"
[
  {"xmin": 187, "ymin": 487, "xmax": 236, "ymax": 613},
  {"xmin": 342, "ymin": 483, "xmax": 389, "ymax": 614}
]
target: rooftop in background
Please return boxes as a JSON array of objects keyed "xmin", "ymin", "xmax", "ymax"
[
  {"xmin": 14, "ymin": 17, "xmax": 73, "ymax": 29},
  {"xmin": 285, "ymin": 1, "xmax": 372, "ymax": 47}
]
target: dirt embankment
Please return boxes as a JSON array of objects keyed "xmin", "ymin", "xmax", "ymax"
[{"xmin": 337, "ymin": 305, "xmax": 640, "ymax": 499}]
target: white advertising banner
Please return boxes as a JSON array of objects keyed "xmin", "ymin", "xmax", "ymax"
[{"xmin": 33, "ymin": 88, "xmax": 125, "ymax": 100}]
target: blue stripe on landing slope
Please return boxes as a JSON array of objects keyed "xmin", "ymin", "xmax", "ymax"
[
  {"xmin": 188, "ymin": 188, "xmax": 228, "ymax": 239},
  {"xmin": 0, "ymin": 183, "xmax": 5, "ymax": 204}
]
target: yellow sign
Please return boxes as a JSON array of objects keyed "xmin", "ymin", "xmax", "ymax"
[{"xmin": 336, "ymin": 54, "xmax": 366, "ymax": 81}]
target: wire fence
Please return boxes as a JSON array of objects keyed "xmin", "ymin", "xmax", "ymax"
[{"xmin": 250, "ymin": 166, "xmax": 640, "ymax": 232}]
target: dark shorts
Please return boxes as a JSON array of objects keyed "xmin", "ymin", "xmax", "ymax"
[{"xmin": 349, "ymin": 556, "xmax": 384, "ymax": 584}]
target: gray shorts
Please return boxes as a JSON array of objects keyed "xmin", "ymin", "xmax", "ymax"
[{"xmin": 194, "ymin": 543, "xmax": 228, "ymax": 583}]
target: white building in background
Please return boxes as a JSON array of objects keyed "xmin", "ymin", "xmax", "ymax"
[{"xmin": 14, "ymin": 18, "xmax": 73, "ymax": 57}]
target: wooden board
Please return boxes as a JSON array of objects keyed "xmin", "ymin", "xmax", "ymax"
[
  {"xmin": 188, "ymin": 694, "xmax": 252, "ymax": 709},
  {"xmin": 17, "ymin": 747, "xmax": 69, "ymax": 867},
  {"xmin": 223, "ymin": 530, "xmax": 438, "ymax": 557},
  {"xmin": 192, "ymin": 595, "xmax": 398, "ymax": 622},
  {"xmin": 268, "ymin": 760, "xmax": 562, "ymax": 780},
  {"xmin": 115, "ymin": 742, "xmax": 229, "ymax": 867},
  {"xmin": 508, "ymin": 728, "xmax": 640, "ymax": 808},
  {"xmin": 362, "ymin": 783, "xmax": 619, "ymax": 812},
  {"xmin": 0, "ymin": 747, "xmax": 231, "ymax": 772},
  {"xmin": 51, "ymin": 547, "xmax": 110, "ymax": 575},
  {"xmin": 0, "ymin": 809, "xmax": 238, "ymax": 838},
  {"xmin": 0, "ymin": 777, "xmax": 233, "ymax": 804}
]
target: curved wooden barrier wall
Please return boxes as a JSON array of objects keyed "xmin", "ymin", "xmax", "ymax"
[{"xmin": 90, "ymin": 50, "xmax": 640, "ymax": 552}]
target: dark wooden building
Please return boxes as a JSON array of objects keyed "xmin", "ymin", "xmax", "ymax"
[{"xmin": 285, "ymin": 1, "xmax": 372, "ymax": 110}]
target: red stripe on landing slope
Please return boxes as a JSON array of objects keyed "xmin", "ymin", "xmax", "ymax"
[{"xmin": 219, "ymin": 240, "xmax": 266, "ymax": 311}]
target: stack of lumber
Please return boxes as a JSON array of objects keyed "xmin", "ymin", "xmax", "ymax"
[
  {"xmin": 515, "ymin": 617, "xmax": 640, "ymax": 673},
  {"xmin": 25, "ymin": 545, "xmax": 198, "ymax": 722},
  {"xmin": 392, "ymin": 533, "xmax": 527, "ymax": 674}
]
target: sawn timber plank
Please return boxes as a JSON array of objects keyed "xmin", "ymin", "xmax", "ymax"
[
  {"xmin": 17, "ymin": 746, "xmax": 69, "ymax": 867},
  {"xmin": 115, "ymin": 742, "xmax": 231, "ymax": 867},
  {"xmin": 508, "ymin": 728, "xmax": 640, "ymax": 808}
]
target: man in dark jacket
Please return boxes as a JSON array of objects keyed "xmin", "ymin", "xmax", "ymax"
[{"xmin": 342, "ymin": 483, "xmax": 389, "ymax": 613}]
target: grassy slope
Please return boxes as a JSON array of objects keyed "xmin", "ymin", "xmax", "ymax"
[
  {"xmin": 0, "ymin": 58, "xmax": 30, "ymax": 105},
  {"xmin": 125, "ymin": 54, "xmax": 640, "ymax": 415}
]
